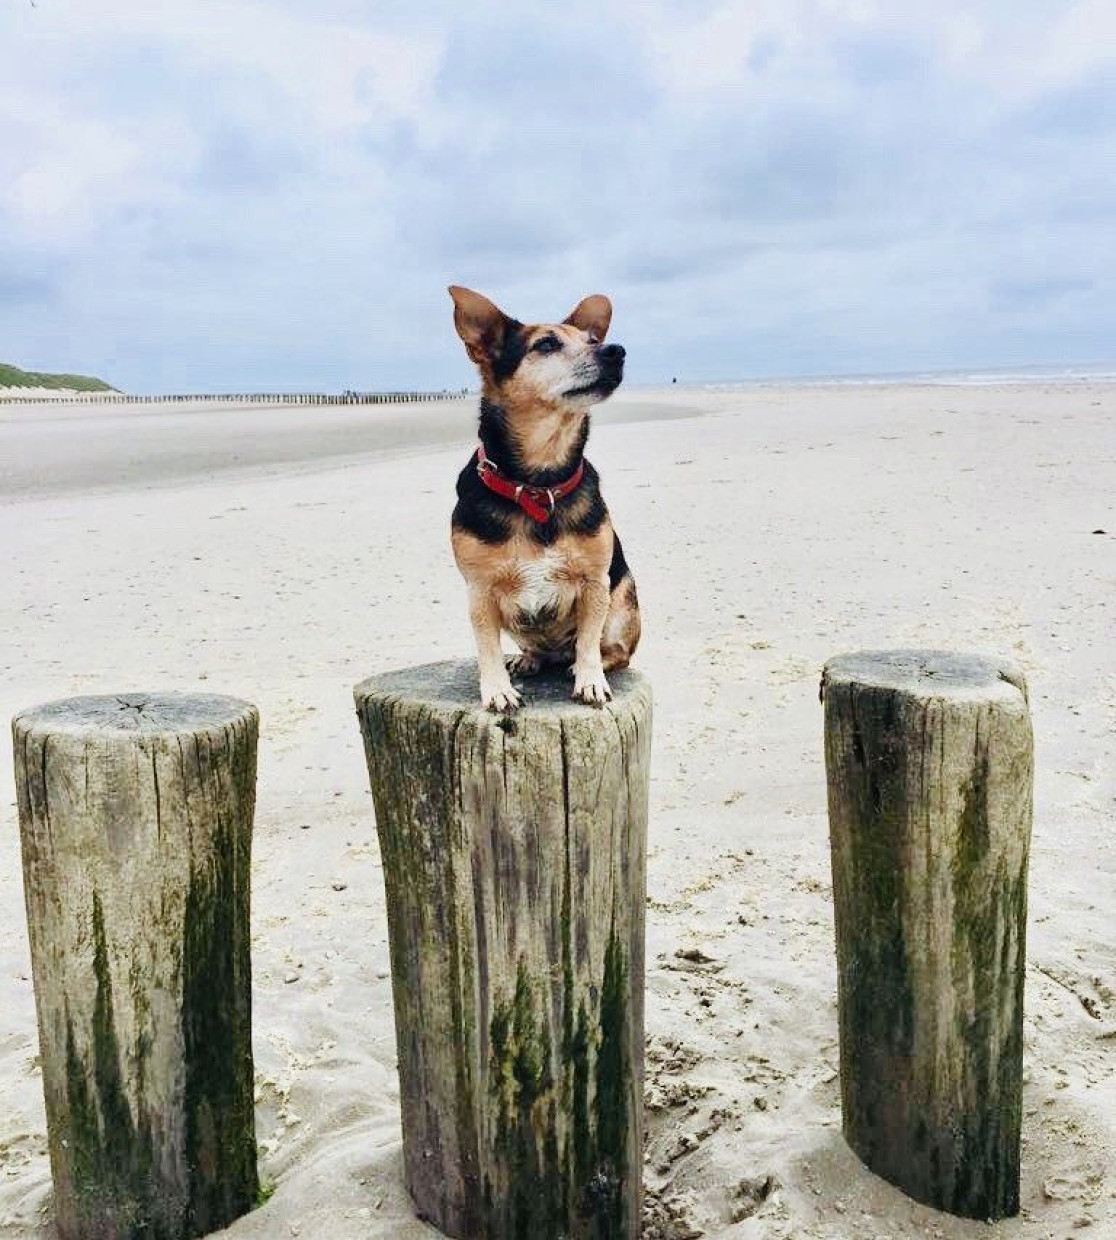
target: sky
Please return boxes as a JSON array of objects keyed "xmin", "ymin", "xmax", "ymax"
[{"xmin": 1, "ymin": 0, "xmax": 1114, "ymax": 392}]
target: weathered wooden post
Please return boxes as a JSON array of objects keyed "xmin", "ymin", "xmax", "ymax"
[
  {"xmin": 13, "ymin": 693, "xmax": 259, "ymax": 1240},
  {"xmin": 821, "ymin": 650, "xmax": 1032, "ymax": 1220},
  {"xmin": 354, "ymin": 660, "xmax": 651, "ymax": 1240}
]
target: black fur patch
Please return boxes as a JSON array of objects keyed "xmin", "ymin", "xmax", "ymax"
[
  {"xmin": 608, "ymin": 532, "xmax": 631, "ymax": 591},
  {"xmin": 490, "ymin": 320, "xmax": 528, "ymax": 382}
]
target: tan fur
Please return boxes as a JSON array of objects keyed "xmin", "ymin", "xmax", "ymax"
[
  {"xmin": 602, "ymin": 578, "xmax": 641, "ymax": 672},
  {"xmin": 452, "ymin": 521, "xmax": 611, "ymax": 651},
  {"xmin": 564, "ymin": 294, "xmax": 612, "ymax": 339},
  {"xmin": 447, "ymin": 290, "xmax": 614, "ymax": 478},
  {"xmin": 453, "ymin": 520, "xmax": 637, "ymax": 708},
  {"xmin": 448, "ymin": 285, "xmax": 508, "ymax": 367}
]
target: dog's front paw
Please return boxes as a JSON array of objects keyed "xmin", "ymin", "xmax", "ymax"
[
  {"xmin": 507, "ymin": 651, "xmax": 543, "ymax": 678},
  {"xmin": 571, "ymin": 665, "xmax": 612, "ymax": 707},
  {"xmin": 481, "ymin": 678, "xmax": 522, "ymax": 713}
]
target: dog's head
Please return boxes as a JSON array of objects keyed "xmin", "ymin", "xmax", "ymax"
[{"xmin": 448, "ymin": 286, "xmax": 625, "ymax": 412}]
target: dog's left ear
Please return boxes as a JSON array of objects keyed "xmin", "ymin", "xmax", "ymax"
[{"xmin": 564, "ymin": 294, "xmax": 612, "ymax": 341}]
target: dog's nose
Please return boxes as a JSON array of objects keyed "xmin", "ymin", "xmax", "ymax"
[{"xmin": 600, "ymin": 344, "xmax": 626, "ymax": 363}]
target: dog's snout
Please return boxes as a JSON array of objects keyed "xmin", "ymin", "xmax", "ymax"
[{"xmin": 599, "ymin": 343, "xmax": 626, "ymax": 363}]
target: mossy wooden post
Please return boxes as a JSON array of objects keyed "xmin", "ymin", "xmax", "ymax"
[
  {"xmin": 354, "ymin": 660, "xmax": 651, "ymax": 1240},
  {"xmin": 13, "ymin": 694, "xmax": 259, "ymax": 1240},
  {"xmin": 821, "ymin": 651, "xmax": 1032, "ymax": 1221}
]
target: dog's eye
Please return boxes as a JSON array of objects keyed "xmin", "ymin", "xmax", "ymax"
[{"xmin": 531, "ymin": 336, "xmax": 561, "ymax": 354}]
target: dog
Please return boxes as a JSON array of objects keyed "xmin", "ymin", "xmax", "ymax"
[{"xmin": 448, "ymin": 285, "xmax": 641, "ymax": 711}]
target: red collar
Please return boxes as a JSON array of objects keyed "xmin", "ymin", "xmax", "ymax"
[{"xmin": 475, "ymin": 443, "xmax": 585, "ymax": 523}]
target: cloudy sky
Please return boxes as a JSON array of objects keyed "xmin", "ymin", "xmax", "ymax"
[{"xmin": 2, "ymin": 1, "xmax": 1113, "ymax": 392}]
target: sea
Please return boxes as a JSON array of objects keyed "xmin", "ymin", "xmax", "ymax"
[{"xmin": 691, "ymin": 362, "xmax": 1116, "ymax": 390}]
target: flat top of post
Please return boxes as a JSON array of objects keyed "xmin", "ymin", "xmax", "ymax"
[
  {"xmin": 354, "ymin": 658, "xmax": 650, "ymax": 719},
  {"xmin": 12, "ymin": 693, "xmax": 256, "ymax": 737},
  {"xmin": 822, "ymin": 649, "xmax": 1028, "ymax": 705}
]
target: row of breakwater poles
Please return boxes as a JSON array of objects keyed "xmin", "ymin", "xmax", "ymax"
[
  {"xmin": 12, "ymin": 649, "xmax": 1032, "ymax": 1239},
  {"xmin": 0, "ymin": 389, "xmax": 471, "ymax": 405}
]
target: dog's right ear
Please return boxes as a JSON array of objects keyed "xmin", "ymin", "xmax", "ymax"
[{"xmin": 448, "ymin": 286, "xmax": 511, "ymax": 365}]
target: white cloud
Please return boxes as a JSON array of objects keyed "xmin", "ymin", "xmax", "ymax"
[
  {"xmin": 0, "ymin": 1, "xmax": 1112, "ymax": 387},
  {"xmin": 1, "ymin": 94, "xmax": 197, "ymax": 246}
]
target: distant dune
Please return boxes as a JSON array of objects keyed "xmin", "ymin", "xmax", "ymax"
[{"xmin": 0, "ymin": 361, "xmax": 117, "ymax": 393}]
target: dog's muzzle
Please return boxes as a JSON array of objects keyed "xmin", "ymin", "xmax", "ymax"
[
  {"xmin": 593, "ymin": 342, "xmax": 626, "ymax": 392},
  {"xmin": 598, "ymin": 343, "xmax": 625, "ymax": 376}
]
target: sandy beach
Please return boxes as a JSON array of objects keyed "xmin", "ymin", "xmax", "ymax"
[{"xmin": 1, "ymin": 381, "xmax": 1114, "ymax": 1239}]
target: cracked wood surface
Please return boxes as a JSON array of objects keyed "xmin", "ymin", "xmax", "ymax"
[
  {"xmin": 355, "ymin": 660, "xmax": 652, "ymax": 1240},
  {"xmin": 13, "ymin": 693, "xmax": 259, "ymax": 1240},
  {"xmin": 822, "ymin": 650, "xmax": 1033, "ymax": 1221}
]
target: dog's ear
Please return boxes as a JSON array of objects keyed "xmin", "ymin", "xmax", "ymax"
[
  {"xmin": 564, "ymin": 294, "xmax": 612, "ymax": 341},
  {"xmin": 448, "ymin": 285, "xmax": 512, "ymax": 364}
]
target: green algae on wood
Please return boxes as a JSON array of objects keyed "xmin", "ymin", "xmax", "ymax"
[
  {"xmin": 355, "ymin": 659, "xmax": 651, "ymax": 1240},
  {"xmin": 13, "ymin": 694, "xmax": 259, "ymax": 1240},
  {"xmin": 822, "ymin": 651, "xmax": 1032, "ymax": 1221}
]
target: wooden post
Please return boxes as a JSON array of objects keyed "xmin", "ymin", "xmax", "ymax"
[
  {"xmin": 13, "ymin": 693, "xmax": 260, "ymax": 1240},
  {"xmin": 354, "ymin": 660, "xmax": 651, "ymax": 1240},
  {"xmin": 821, "ymin": 650, "xmax": 1032, "ymax": 1220}
]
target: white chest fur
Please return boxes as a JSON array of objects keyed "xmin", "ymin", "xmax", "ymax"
[
  {"xmin": 514, "ymin": 549, "xmax": 566, "ymax": 616},
  {"xmin": 498, "ymin": 545, "xmax": 580, "ymax": 652}
]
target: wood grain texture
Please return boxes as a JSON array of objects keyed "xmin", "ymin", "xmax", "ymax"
[
  {"xmin": 354, "ymin": 660, "xmax": 651, "ymax": 1240},
  {"xmin": 13, "ymin": 693, "xmax": 259, "ymax": 1240},
  {"xmin": 822, "ymin": 651, "xmax": 1032, "ymax": 1220}
]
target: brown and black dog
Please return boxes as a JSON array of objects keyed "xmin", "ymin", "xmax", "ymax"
[{"xmin": 448, "ymin": 285, "xmax": 641, "ymax": 711}]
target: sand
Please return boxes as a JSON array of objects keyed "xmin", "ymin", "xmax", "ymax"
[
  {"xmin": 0, "ymin": 382, "xmax": 1114, "ymax": 1239},
  {"xmin": 0, "ymin": 392, "xmax": 701, "ymax": 502}
]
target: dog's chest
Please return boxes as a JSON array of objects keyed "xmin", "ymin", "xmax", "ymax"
[{"xmin": 509, "ymin": 549, "xmax": 568, "ymax": 621}]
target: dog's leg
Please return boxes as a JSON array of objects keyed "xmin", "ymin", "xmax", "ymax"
[
  {"xmin": 571, "ymin": 573, "xmax": 612, "ymax": 705},
  {"xmin": 601, "ymin": 574, "xmax": 641, "ymax": 672},
  {"xmin": 507, "ymin": 649, "xmax": 543, "ymax": 678},
  {"xmin": 469, "ymin": 590, "xmax": 521, "ymax": 712}
]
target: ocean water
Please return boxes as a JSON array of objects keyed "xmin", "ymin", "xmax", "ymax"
[{"xmin": 692, "ymin": 362, "xmax": 1116, "ymax": 389}]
